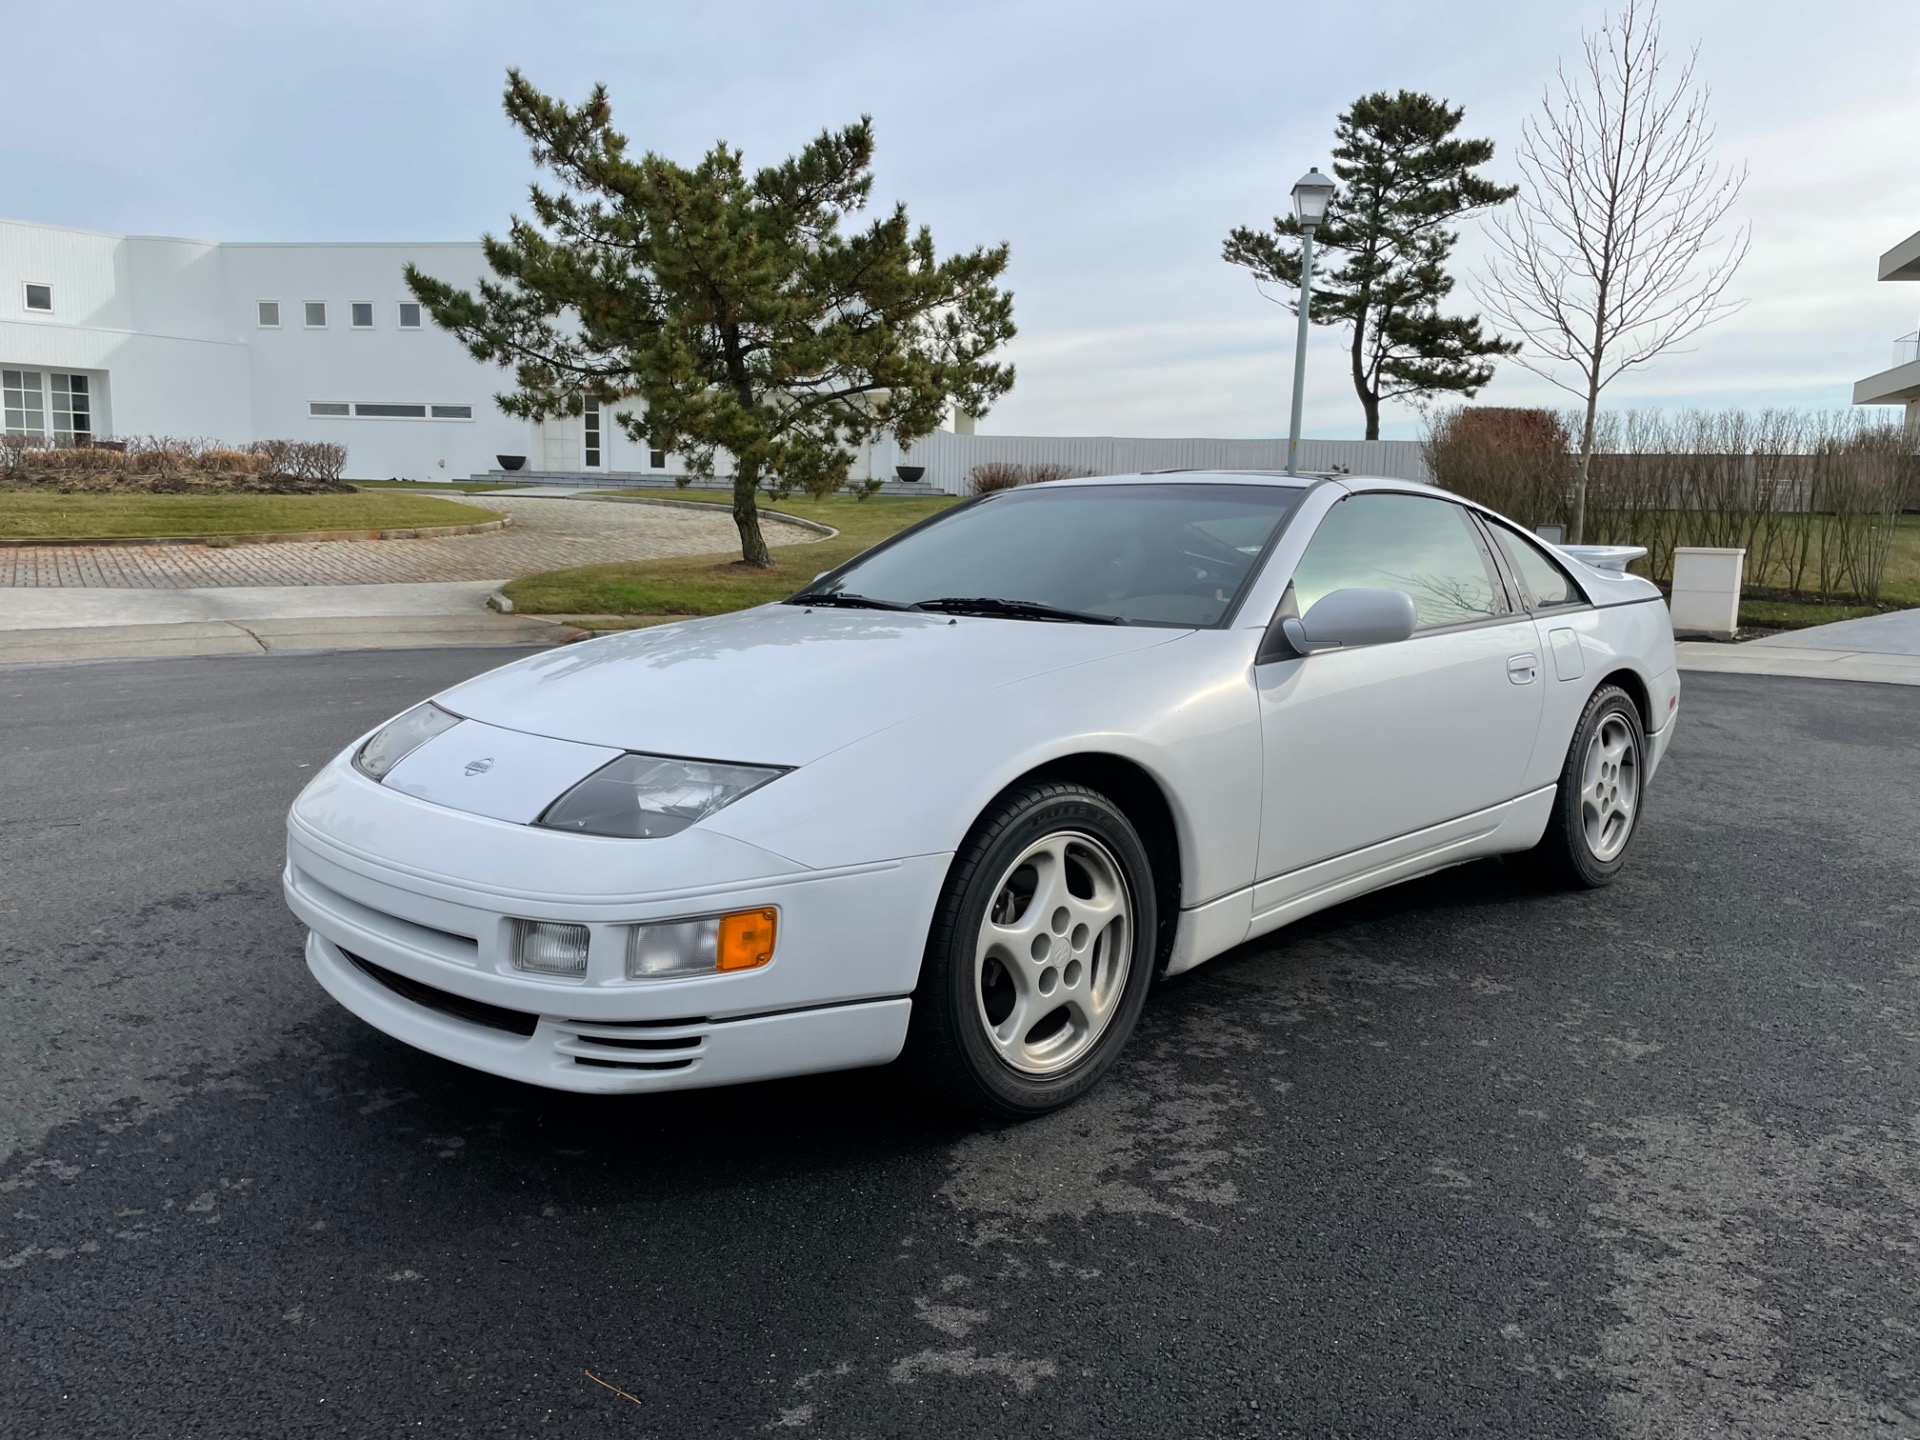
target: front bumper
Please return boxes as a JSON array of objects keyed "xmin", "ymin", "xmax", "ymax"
[
  {"xmin": 306, "ymin": 933, "xmax": 911, "ymax": 1094},
  {"xmin": 285, "ymin": 764, "xmax": 949, "ymax": 1094}
]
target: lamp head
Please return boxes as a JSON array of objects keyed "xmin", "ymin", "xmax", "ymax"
[{"xmin": 1291, "ymin": 167, "xmax": 1335, "ymax": 228}]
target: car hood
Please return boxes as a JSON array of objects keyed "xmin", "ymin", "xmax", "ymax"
[{"xmin": 435, "ymin": 604, "xmax": 1185, "ymax": 766}]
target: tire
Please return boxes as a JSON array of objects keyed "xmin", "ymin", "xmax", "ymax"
[
  {"xmin": 907, "ymin": 782, "xmax": 1158, "ymax": 1119},
  {"xmin": 1516, "ymin": 683, "xmax": 1648, "ymax": 889}
]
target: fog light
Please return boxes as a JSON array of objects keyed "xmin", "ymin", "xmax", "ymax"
[
  {"xmin": 624, "ymin": 908, "xmax": 777, "ymax": 980},
  {"xmin": 511, "ymin": 919, "xmax": 589, "ymax": 977}
]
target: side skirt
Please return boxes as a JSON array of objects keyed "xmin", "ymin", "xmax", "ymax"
[{"xmin": 1164, "ymin": 786, "xmax": 1557, "ymax": 976}]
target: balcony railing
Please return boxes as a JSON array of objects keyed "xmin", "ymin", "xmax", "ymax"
[{"xmin": 1895, "ymin": 332, "xmax": 1920, "ymax": 369}]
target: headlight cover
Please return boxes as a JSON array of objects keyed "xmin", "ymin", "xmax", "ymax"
[
  {"xmin": 536, "ymin": 753, "xmax": 788, "ymax": 839},
  {"xmin": 353, "ymin": 702, "xmax": 461, "ymax": 781}
]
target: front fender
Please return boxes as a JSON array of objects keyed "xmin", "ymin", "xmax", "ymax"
[{"xmin": 704, "ymin": 629, "xmax": 1264, "ymax": 906}]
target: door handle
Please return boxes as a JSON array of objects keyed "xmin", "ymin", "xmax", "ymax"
[{"xmin": 1507, "ymin": 653, "xmax": 1540, "ymax": 685}]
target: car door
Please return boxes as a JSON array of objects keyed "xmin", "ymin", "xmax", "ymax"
[
  {"xmin": 1480, "ymin": 515, "xmax": 1611, "ymax": 793},
  {"xmin": 1251, "ymin": 490, "xmax": 1544, "ymax": 908}
]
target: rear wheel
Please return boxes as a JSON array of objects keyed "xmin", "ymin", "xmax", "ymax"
[
  {"xmin": 908, "ymin": 782, "xmax": 1156, "ymax": 1118},
  {"xmin": 1517, "ymin": 684, "xmax": 1646, "ymax": 888}
]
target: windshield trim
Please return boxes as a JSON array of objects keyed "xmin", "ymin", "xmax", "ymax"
[{"xmin": 785, "ymin": 481, "xmax": 1315, "ymax": 632}]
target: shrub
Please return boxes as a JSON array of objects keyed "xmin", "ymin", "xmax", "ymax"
[
  {"xmin": 1423, "ymin": 407, "xmax": 1575, "ymax": 532},
  {"xmin": 967, "ymin": 461, "xmax": 1094, "ymax": 495},
  {"xmin": 2, "ymin": 434, "xmax": 353, "ymax": 494},
  {"xmin": 1581, "ymin": 409, "xmax": 1916, "ymax": 602},
  {"xmin": 248, "ymin": 439, "xmax": 348, "ymax": 484}
]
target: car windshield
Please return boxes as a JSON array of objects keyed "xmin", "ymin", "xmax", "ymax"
[{"xmin": 792, "ymin": 482, "xmax": 1307, "ymax": 627}]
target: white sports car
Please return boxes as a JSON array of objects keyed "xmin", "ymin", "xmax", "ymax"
[{"xmin": 285, "ymin": 473, "xmax": 1677, "ymax": 1116}]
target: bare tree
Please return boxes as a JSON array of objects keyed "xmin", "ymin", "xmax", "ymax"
[{"xmin": 1478, "ymin": 0, "xmax": 1749, "ymax": 542}]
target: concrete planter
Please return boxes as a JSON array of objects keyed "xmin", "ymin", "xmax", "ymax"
[{"xmin": 1670, "ymin": 547, "xmax": 1745, "ymax": 639}]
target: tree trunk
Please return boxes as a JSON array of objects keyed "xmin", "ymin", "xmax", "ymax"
[
  {"xmin": 1572, "ymin": 378, "xmax": 1601, "ymax": 546},
  {"xmin": 1351, "ymin": 323, "xmax": 1380, "ymax": 442},
  {"xmin": 732, "ymin": 462, "xmax": 773, "ymax": 569}
]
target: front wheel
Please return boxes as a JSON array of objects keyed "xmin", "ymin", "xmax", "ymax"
[
  {"xmin": 907, "ymin": 782, "xmax": 1157, "ymax": 1118},
  {"xmin": 1517, "ymin": 683, "xmax": 1647, "ymax": 888}
]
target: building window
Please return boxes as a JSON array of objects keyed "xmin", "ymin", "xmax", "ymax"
[
  {"xmin": 309, "ymin": 402, "xmax": 349, "ymax": 417},
  {"xmin": 583, "ymin": 405, "xmax": 602, "ymax": 468},
  {"xmin": 429, "ymin": 404, "xmax": 472, "ymax": 419},
  {"xmin": 304, "ymin": 302, "xmax": 327, "ymax": 328},
  {"xmin": 650, "ymin": 449, "xmax": 667, "ymax": 469},
  {"xmin": 354, "ymin": 403, "xmax": 428, "ymax": 418},
  {"xmin": 51, "ymin": 374, "xmax": 90, "ymax": 440},
  {"xmin": 257, "ymin": 301, "xmax": 280, "ymax": 328},
  {"xmin": 3, "ymin": 369, "xmax": 46, "ymax": 434},
  {"xmin": 350, "ymin": 302, "xmax": 374, "ymax": 329},
  {"xmin": 397, "ymin": 302, "xmax": 422, "ymax": 329},
  {"xmin": 23, "ymin": 283, "xmax": 52, "ymax": 313}
]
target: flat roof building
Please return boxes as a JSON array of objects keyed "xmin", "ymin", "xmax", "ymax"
[
  {"xmin": 1851, "ymin": 227, "xmax": 1920, "ymax": 432},
  {"xmin": 0, "ymin": 218, "xmax": 669, "ymax": 480}
]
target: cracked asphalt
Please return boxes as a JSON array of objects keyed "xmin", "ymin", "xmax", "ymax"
[{"xmin": 2, "ymin": 651, "xmax": 1917, "ymax": 1439}]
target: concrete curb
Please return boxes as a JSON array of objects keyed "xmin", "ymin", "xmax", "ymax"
[
  {"xmin": 1676, "ymin": 641, "xmax": 1920, "ymax": 687},
  {"xmin": 0, "ymin": 517, "xmax": 510, "ymax": 549},
  {"xmin": 577, "ymin": 493, "xmax": 839, "ymax": 539},
  {"xmin": 0, "ymin": 612, "xmax": 581, "ymax": 665}
]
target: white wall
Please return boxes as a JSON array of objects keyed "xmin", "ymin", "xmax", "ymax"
[
  {"xmin": 219, "ymin": 241, "xmax": 533, "ymax": 478},
  {"xmin": 868, "ymin": 430, "xmax": 1431, "ymax": 493},
  {"xmin": 0, "ymin": 220, "xmax": 539, "ymax": 478}
]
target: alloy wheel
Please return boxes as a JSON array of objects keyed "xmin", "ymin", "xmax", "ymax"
[
  {"xmin": 973, "ymin": 830, "xmax": 1133, "ymax": 1076},
  {"xmin": 1579, "ymin": 712, "xmax": 1640, "ymax": 863}
]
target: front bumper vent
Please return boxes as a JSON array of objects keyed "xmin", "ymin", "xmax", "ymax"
[{"xmin": 344, "ymin": 951, "xmax": 538, "ymax": 1037}]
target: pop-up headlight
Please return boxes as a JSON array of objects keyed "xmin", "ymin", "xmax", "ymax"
[
  {"xmin": 353, "ymin": 703, "xmax": 460, "ymax": 781},
  {"xmin": 536, "ymin": 754, "xmax": 786, "ymax": 839}
]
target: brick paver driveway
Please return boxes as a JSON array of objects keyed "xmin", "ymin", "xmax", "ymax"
[{"xmin": 0, "ymin": 496, "xmax": 813, "ymax": 588}]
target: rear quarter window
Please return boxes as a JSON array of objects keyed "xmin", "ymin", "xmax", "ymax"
[{"xmin": 1491, "ymin": 524, "xmax": 1586, "ymax": 610}]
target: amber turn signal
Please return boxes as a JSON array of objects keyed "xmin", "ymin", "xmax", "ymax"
[{"xmin": 716, "ymin": 908, "xmax": 778, "ymax": 971}]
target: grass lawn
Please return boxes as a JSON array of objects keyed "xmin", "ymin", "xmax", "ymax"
[
  {"xmin": 0, "ymin": 490, "xmax": 500, "ymax": 540},
  {"xmin": 351, "ymin": 479, "xmax": 526, "ymax": 494},
  {"xmin": 501, "ymin": 489, "xmax": 957, "ymax": 617}
]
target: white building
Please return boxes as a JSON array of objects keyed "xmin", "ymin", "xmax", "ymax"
[
  {"xmin": 3, "ymin": 214, "xmax": 1433, "ymax": 493},
  {"xmin": 1852, "ymin": 226, "xmax": 1920, "ymax": 432},
  {"xmin": 0, "ymin": 217, "xmax": 671, "ymax": 481}
]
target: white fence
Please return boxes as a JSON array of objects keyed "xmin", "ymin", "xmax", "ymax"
[{"xmin": 865, "ymin": 431, "xmax": 1429, "ymax": 494}]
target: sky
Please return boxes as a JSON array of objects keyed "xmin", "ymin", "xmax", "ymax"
[{"xmin": 4, "ymin": 0, "xmax": 1915, "ymax": 441}]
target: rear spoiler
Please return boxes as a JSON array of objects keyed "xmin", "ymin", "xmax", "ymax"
[{"xmin": 1559, "ymin": 544, "xmax": 1647, "ymax": 574}]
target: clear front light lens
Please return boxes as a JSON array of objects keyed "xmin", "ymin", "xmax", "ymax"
[
  {"xmin": 511, "ymin": 918, "xmax": 589, "ymax": 977},
  {"xmin": 626, "ymin": 908, "xmax": 777, "ymax": 979},
  {"xmin": 537, "ymin": 754, "xmax": 787, "ymax": 839},
  {"xmin": 627, "ymin": 917, "xmax": 722, "ymax": 979},
  {"xmin": 353, "ymin": 702, "xmax": 460, "ymax": 781}
]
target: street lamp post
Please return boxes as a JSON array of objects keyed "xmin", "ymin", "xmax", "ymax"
[{"xmin": 1285, "ymin": 167, "xmax": 1336, "ymax": 476}]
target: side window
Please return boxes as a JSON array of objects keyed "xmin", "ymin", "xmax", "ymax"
[
  {"xmin": 1489, "ymin": 523, "xmax": 1585, "ymax": 610},
  {"xmin": 1290, "ymin": 493, "xmax": 1507, "ymax": 631}
]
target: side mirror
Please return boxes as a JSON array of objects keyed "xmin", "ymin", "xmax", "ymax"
[{"xmin": 1270, "ymin": 587, "xmax": 1417, "ymax": 658}]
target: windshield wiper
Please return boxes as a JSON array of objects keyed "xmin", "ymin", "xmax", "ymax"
[
  {"xmin": 786, "ymin": 591, "xmax": 925, "ymax": 612},
  {"xmin": 916, "ymin": 597, "xmax": 1126, "ymax": 625}
]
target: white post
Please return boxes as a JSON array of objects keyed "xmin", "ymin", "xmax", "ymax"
[{"xmin": 1669, "ymin": 547, "xmax": 1745, "ymax": 640}]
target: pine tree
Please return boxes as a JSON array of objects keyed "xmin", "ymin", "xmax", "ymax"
[
  {"xmin": 408, "ymin": 73, "xmax": 1015, "ymax": 567},
  {"xmin": 1224, "ymin": 91, "xmax": 1517, "ymax": 441}
]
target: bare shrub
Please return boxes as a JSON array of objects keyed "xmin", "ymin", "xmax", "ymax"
[
  {"xmin": 1423, "ymin": 407, "xmax": 1574, "ymax": 531},
  {"xmin": 1578, "ymin": 408, "xmax": 1916, "ymax": 601},
  {"xmin": 968, "ymin": 461, "xmax": 1094, "ymax": 495},
  {"xmin": 250, "ymin": 439, "xmax": 348, "ymax": 484},
  {"xmin": 969, "ymin": 462, "xmax": 1027, "ymax": 494},
  {"xmin": 5, "ymin": 434, "xmax": 352, "ymax": 494}
]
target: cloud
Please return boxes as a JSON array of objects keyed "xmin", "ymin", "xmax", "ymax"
[{"xmin": 2, "ymin": 0, "xmax": 1912, "ymax": 438}]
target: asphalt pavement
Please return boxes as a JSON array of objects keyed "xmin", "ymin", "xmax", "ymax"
[{"xmin": 2, "ymin": 650, "xmax": 1918, "ymax": 1438}]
